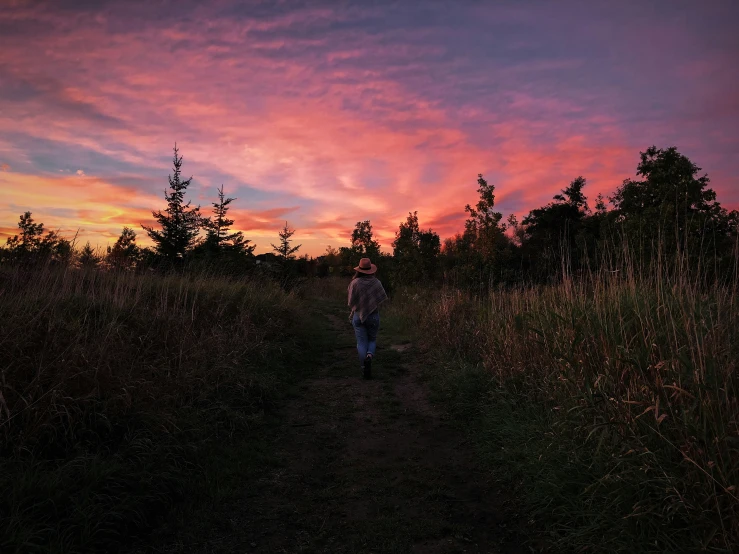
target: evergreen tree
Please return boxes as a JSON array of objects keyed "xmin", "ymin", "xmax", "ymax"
[
  {"xmin": 39, "ymin": 230, "xmax": 72, "ymax": 262},
  {"xmin": 142, "ymin": 145, "xmax": 202, "ymax": 261},
  {"xmin": 203, "ymin": 185, "xmax": 255, "ymax": 255},
  {"xmin": 78, "ymin": 242, "xmax": 100, "ymax": 268},
  {"xmin": 271, "ymin": 221, "xmax": 301, "ymax": 261}
]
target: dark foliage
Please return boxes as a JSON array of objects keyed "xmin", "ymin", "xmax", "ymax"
[
  {"xmin": 2, "ymin": 211, "xmax": 72, "ymax": 265},
  {"xmin": 107, "ymin": 227, "xmax": 140, "ymax": 270},
  {"xmin": 142, "ymin": 145, "xmax": 203, "ymax": 263},
  {"xmin": 271, "ymin": 221, "xmax": 301, "ymax": 261},
  {"xmin": 349, "ymin": 220, "xmax": 381, "ymax": 260},
  {"xmin": 2, "ymin": 144, "xmax": 737, "ymax": 289},
  {"xmin": 392, "ymin": 211, "xmax": 441, "ymax": 283}
]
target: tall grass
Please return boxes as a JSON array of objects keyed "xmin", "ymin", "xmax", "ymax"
[
  {"xmin": 0, "ymin": 265, "xmax": 303, "ymax": 552},
  {"xmin": 392, "ymin": 266, "xmax": 739, "ymax": 552}
]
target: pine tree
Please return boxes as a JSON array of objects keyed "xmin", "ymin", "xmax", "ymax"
[
  {"xmin": 204, "ymin": 185, "xmax": 255, "ymax": 255},
  {"xmin": 78, "ymin": 242, "xmax": 100, "ymax": 268},
  {"xmin": 142, "ymin": 144, "xmax": 202, "ymax": 261},
  {"xmin": 271, "ymin": 221, "xmax": 301, "ymax": 261}
]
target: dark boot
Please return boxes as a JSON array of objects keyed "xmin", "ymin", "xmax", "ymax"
[{"xmin": 363, "ymin": 354, "xmax": 372, "ymax": 379}]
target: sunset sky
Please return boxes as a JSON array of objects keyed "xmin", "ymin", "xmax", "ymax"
[{"xmin": 1, "ymin": 0, "xmax": 738, "ymax": 256}]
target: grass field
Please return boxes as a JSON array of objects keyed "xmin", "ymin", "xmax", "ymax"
[
  {"xmin": 2, "ymin": 267, "xmax": 736, "ymax": 553},
  {"xmin": 0, "ymin": 266, "xmax": 318, "ymax": 553},
  {"xmin": 130, "ymin": 277, "xmax": 529, "ymax": 554},
  {"xmin": 388, "ymin": 269, "xmax": 739, "ymax": 553}
]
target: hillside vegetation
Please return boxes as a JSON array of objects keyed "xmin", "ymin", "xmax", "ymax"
[
  {"xmin": 0, "ymin": 266, "xmax": 308, "ymax": 552},
  {"xmin": 389, "ymin": 264, "xmax": 739, "ymax": 552}
]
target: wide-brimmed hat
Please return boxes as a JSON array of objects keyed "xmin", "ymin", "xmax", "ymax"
[{"xmin": 354, "ymin": 257, "xmax": 377, "ymax": 274}]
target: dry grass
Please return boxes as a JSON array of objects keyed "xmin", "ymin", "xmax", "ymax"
[
  {"xmin": 391, "ymin": 268, "xmax": 739, "ymax": 552},
  {"xmin": 0, "ymin": 265, "xmax": 304, "ymax": 552}
]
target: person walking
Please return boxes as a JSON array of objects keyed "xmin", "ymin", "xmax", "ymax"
[{"xmin": 348, "ymin": 257, "xmax": 388, "ymax": 379}]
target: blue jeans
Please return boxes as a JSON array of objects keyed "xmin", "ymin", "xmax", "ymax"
[{"xmin": 352, "ymin": 311, "xmax": 380, "ymax": 365}]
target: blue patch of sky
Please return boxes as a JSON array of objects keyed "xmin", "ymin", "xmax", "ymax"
[
  {"xmin": 188, "ymin": 168, "xmax": 292, "ymax": 210},
  {"xmin": 2, "ymin": 133, "xmax": 150, "ymax": 180}
]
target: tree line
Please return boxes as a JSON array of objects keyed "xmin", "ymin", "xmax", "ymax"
[
  {"xmin": 1, "ymin": 146, "xmax": 297, "ymax": 273},
  {"xmin": 3, "ymin": 144, "xmax": 737, "ymax": 288},
  {"xmin": 320, "ymin": 145, "xmax": 738, "ymax": 288}
]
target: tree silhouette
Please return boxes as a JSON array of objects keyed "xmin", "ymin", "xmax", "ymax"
[
  {"xmin": 203, "ymin": 185, "xmax": 255, "ymax": 256},
  {"xmin": 271, "ymin": 221, "xmax": 301, "ymax": 261},
  {"xmin": 107, "ymin": 227, "xmax": 140, "ymax": 270},
  {"xmin": 6, "ymin": 212, "xmax": 44, "ymax": 254},
  {"xmin": 609, "ymin": 146, "xmax": 739, "ymax": 272},
  {"xmin": 520, "ymin": 176, "xmax": 592, "ymax": 277},
  {"xmin": 5, "ymin": 211, "xmax": 71, "ymax": 262},
  {"xmin": 439, "ymin": 174, "xmax": 515, "ymax": 286},
  {"xmin": 350, "ymin": 220, "xmax": 380, "ymax": 259},
  {"xmin": 463, "ymin": 174, "xmax": 504, "ymax": 255},
  {"xmin": 392, "ymin": 212, "xmax": 421, "ymax": 260},
  {"xmin": 142, "ymin": 144, "xmax": 202, "ymax": 261},
  {"xmin": 323, "ymin": 245, "xmax": 339, "ymax": 263},
  {"xmin": 78, "ymin": 242, "xmax": 100, "ymax": 268},
  {"xmin": 392, "ymin": 212, "xmax": 440, "ymax": 282},
  {"xmin": 418, "ymin": 227, "xmax": 441, "ymax": 277}
]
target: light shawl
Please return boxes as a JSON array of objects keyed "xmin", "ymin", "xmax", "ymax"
[{"xmin": 348, "ymin": 276, "xmax": 388, "ymax": 323}]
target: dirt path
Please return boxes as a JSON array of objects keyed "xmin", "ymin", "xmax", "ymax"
[
  {"xmin": 143, "ymin": 305, "xmax": 527, "ymax": 553},
  {"xmin": 218, "ymin": 307, "xmax": 526, "ymax": 554}
]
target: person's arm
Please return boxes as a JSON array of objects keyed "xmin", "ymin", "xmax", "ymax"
[{"xmin": 347, "ymin": 281, "xmax": 355, "ymax": 319}]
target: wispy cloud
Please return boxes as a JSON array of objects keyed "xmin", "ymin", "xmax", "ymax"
[{"xmin": 0, "ymin": 1, "xmax": 737, "ymax": 254}]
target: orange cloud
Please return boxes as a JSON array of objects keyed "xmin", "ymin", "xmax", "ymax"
[
  {"xmin": 0, "ymin": 2, "xmax": 736, "ymax": 256},
  {"xmin": 0, "ymin": 171, "xmax": 161, "ymax": 246}
]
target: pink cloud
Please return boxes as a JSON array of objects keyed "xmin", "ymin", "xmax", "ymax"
[{"xmin": 0, "ymin": 3, "xmax": 736, "ymax": 256}]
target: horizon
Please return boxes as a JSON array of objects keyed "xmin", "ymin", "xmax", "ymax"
[{"xmin": 2, "ymin": 0, "xmax": 738, "ymax": 257}]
